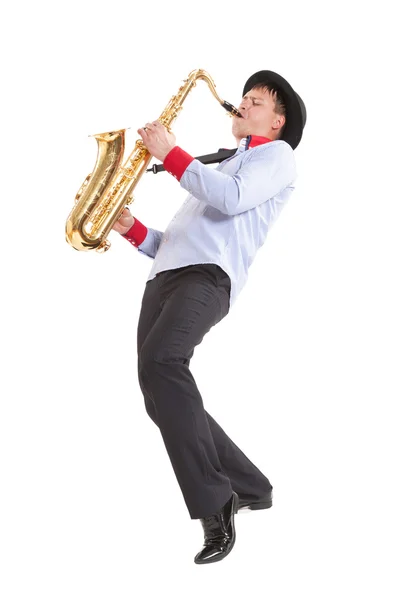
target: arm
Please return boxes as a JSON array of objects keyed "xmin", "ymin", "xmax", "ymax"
[
  {"xmin": 163, "ymin": 141, "xmax": 296, "ymax": 216},
  {"xmin": 122, "ymin": 218, "xmax": 164, "ymax": 259}
]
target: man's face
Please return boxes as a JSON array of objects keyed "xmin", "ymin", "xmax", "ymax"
[{"xmin": 231, "ymin": 86, "xmax": 284, "ymax": 142}]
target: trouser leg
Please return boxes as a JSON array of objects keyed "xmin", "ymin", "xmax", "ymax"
[{"xmin": 136, "ymin": 266, "xmax": 271, "ymax": 518}]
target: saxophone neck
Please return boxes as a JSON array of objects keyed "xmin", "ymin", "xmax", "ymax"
[
  {"xmin": 159, "ymin": 69, "xmax": 241, "ymax": 130},
  {"xmin": 189, "ymin": 69, "xmax": 241, "ymax": 117}
]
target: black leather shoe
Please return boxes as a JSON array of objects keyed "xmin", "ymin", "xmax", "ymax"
[
  {"xmin": 237, "ymin": 487, "xmax": 273, "ymax": 512},
  {"xmin": 194, "ymin": 492, "xmax": 239, "ymax": 565}
]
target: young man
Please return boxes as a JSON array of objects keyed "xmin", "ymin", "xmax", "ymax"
[{"xmin": 113, "ymin": 70, "xmax": 307, "ymax": 565}]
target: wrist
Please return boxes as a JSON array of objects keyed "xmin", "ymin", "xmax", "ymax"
[
  {"xmin": 160, "ymin": 145, "xmax": 177, "ymax": 162},
  {"xmin": 124, "ymin": 219, "xmax": 135, "ymax": 234}
]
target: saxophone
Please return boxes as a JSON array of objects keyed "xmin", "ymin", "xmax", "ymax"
[{"xmin": 65, "ymin": 69, "xmax": 241, "ymax": 253}]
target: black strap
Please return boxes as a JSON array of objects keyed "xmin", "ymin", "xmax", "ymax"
[{"xmin": 146, "ymin": 148, "xmax": 237, "ymax": 174}]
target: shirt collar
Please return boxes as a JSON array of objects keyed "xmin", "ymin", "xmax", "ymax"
[{"xmin": 238, "ymin": 135, "xmax": 272, "ymax": 152}]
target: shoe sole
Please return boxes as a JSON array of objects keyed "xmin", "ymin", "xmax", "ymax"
[
  {"xmin": 194, "ymin": 492, "xmax": 239, "ymax": 565},
  {"xmin": 236, "ymin": 498, "xmax": 273, "ymax": 513}
]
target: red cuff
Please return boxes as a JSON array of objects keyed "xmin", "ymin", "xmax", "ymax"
[
  {"xmin": 122, "ymin": 218, "xmax": 148, "ymax": 248},
  {"xmin": 163, "ymin": 146, "xmax": 194, "ymax": 181}
]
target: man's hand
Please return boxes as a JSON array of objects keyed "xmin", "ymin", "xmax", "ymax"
[
  {"xmin": 137, "ymin": 120, "xmax": 176, "ymax": 162},
  {"xmin": 112, "ymin": 207, "xmax": 135, "ymax": 235}
]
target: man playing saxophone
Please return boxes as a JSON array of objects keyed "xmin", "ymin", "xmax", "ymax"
[{"xmin": 113, "ymin": 70, "xmax": 306, "ymax": 565}]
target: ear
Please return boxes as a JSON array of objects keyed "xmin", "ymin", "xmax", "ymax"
[{"xmin": 274, "ymin": 115, "xmax": 286, "ymax": 128}]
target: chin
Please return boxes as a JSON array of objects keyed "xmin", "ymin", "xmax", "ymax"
[{"xmin": 232, "ymin": 126, "xmax": 246, "ymax": 139}]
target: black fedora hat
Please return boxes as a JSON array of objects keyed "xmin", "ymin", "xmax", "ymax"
[{"xmin": 243, "ymin": 70, "xmax": 307, "ymax": 150}]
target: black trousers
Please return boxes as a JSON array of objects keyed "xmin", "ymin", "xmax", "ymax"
[{"xmin": 137, "ymin": 263, "xmax": 272, "ymax": 519}]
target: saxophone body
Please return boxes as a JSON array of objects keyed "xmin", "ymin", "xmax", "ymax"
[{"xmin": 65, "ymin": 69, "xmax": 240, "ymax": 253}]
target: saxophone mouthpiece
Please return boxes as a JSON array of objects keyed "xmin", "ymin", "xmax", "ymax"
[{"xmin": 222, "ymin": 101, "xmax": 242, "ymax": 117}]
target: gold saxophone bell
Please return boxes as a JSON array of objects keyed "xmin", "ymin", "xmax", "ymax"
[{"xmin": 65, "ymin": 69, "xmax": 241, "ymax": 253}]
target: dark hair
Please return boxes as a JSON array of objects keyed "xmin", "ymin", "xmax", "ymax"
[{"xmin": 252, "ymin": 83, "xmax": 287, "ymax": 140}]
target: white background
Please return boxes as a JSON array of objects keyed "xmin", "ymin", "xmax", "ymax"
[{"xmin": 1, "ymin": 1, "xmax": 399, "ymax": 598}]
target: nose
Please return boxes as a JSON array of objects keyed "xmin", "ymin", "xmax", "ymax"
[{"xmin": 239, "ymin": 98, "xmax": 250, "ymax": 114}]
